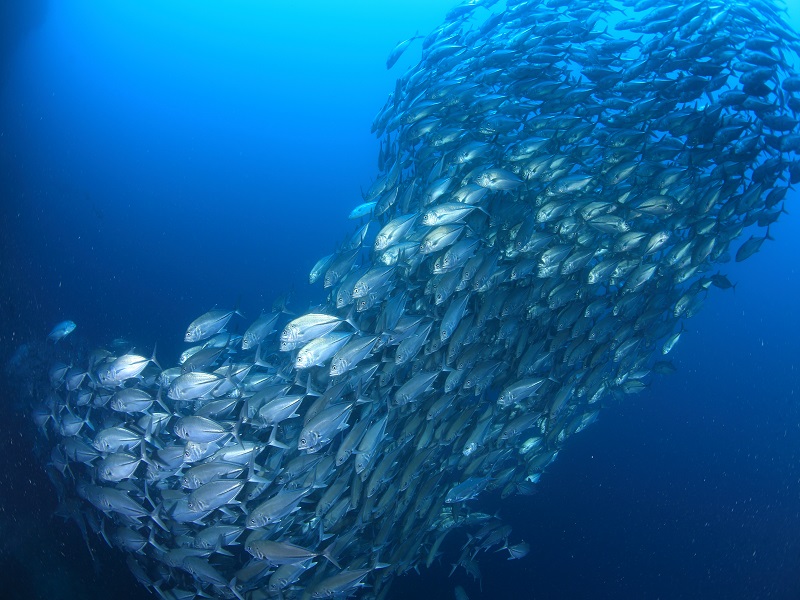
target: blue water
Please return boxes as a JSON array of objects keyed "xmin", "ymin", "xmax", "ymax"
[{"xmin": 1, "ymin": 1, "xmax": 799, "ymax": 598}]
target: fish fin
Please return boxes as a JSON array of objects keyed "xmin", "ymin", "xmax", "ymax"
[
  {"xmin": 139, "ymin": 435, "xmax": 154, "ymax": 467},
  {"xmin": 147, "ymin": 527, "xmax": 167, "ymax": 554},
  {"xmin": 218, "ymin": 506, "xmax": 238, "ymax": 519},
  {"xmin": 143, "ymin": 417, "xmax": 165, "ymax": 451},
  {"xmin": 236, "ymin": 396, "xmax": 250, "ymax": 427},
  {"xmin": 149, "ymin": 504, "xmax": 169, "ymax": 532},
  {"xmin": 303, "ymin": 373, "xmax": 322, "ymax": 397},
  {"xmin": 154, "ymin": 388, "xmax": 170, "ymax": 414},
  {"xmin": 353, "ymin": 380, "xmax": 371, "ymax": 405},
  {"xmin": 321, "ymin": 542, "xmax": 342, "ymax": 569},
  {"xmin": 83, "ymin": 406, "xmax": 95, "ymax": 431},
  {"xmin": 149, "ymin": 343, "xmax": 161, "ymax": 371},
  {"xmin": 84, "ymin": 369, "xmax": 99, "ymax": 387},
  {"xmin": 461, "ymin": 533, "xmax": 474, "ymax": 551},
  {"xmin": 231, "ymin": 424, "xmax": 245, "ymax": 451},
  {"xmin": 254, "ymin": 343, "xmax": 270, "ymax": 369},
  {"xmin": 318, "ymin": 523, "xmax": 334, "ymax": 543},
  {"xmin": 267, "ymin": 425, "xmax": 290, "ymax": 450},
  {"xmin": 98, "ymin": 518, "xmax": 111, "ymax": 548},
  {"xmin": 247, "ymin": 446, "xmax": 274, "ymax": 481},
  {"xmin": 228, "ymin": 577, "xmax": 245, "ymax": 600},
  {"xmin": 474, "ymin": 204, "xmax": 491, "ymax": 219},
  {"xmin": 233, "ymin": 296, "xmax": 245, "ymax": 321},
  {"xmin": 343, "ymin": 306, "xmax": 362, "ymax": 333}
]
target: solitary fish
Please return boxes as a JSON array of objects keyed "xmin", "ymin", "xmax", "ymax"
[
  {"xmin": 735, "ymin": 229, "xmax": 774, "ymax": 262},
  {"xmin": 48, "ymin": 320, "xmax": 76, "ymax": 343}
]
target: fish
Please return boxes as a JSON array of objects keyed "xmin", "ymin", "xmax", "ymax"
[
  {"xmin": 96, "ymin": 346, "xmax": 160, "ymax": 387},
  {"xmin": 167, "ymin": 371, "xmax": 222, "ymax": 401},
  {"xmin": 454, "ymin": 586, "xmax": 470, "ymax": 600},
  {"xmin": 736, "ymin": 228, "xmax": 775, "ymax": 262},
  {"xmin": 329, "ymin": 335, "xmax": 379, "ymax": 377},
  {"xmin": 245, "ymin": 539, "xmax": 332, "ymax": 567},
  {"xmin": 245, "ymin": 487, "xmax": 311, "ymax": 529},
  {"xmin": 298, "ymin": 401, "xmax": 354, "ymax": 452},
  {"xmin": 310, "ymin": 253, "xmax": 335, "ymax": 284},
  {"xmin": 96, "ymin": 452, "xmax": 144, "ymax": 483},
  {"xmin": 474, "ymin": 167, "xmax": 524, "ymax": 191},
  {"xmin": 173, "ymin": 416, "xmax": 233, "ymax": 444},
  {"xmin": 28, "ymin": 0, "xmax": 800, "ymax": 598},
  {"xmin": 506, "ymin": 540, "xmax": 530, "ymax": 560},
  {"xmin": 280, "ymin": 313, "xmax": 345, "ymax": 350},
  {"xmin": 445, "ymin": 475, "xmax": 493, "ymax": 503},
  {"xmin": 109, "ymin": 388, "xmax": 156, "ymax": 414},
  {"xmin": 497, "ymin": 377, "xmax": 548, "ymax": 409},
  {"xmin": 186, "ymin": 478, "xmax": 245, "ymax": 512},
  {"xmin": 386, "ymin": 33, "xmax": 423, "ymax": 70},
  {"xmin": 48, "ymin": 320, "xmax": 76, "ymax": 343},
  {"xmin": 348, "ymin": 201, "xmax": 376, "ymax": 219},
  {"xmin": 185, "ymin": 308, "xmax": 242, "ymax": 343},
  {"xmin": 309, "ymin": 568, "xmax": 371, "ymax": 598},
  {"xmin": 294, "ymin": 331, "xmax": 354, "ymax": 370},
  {"xmin": 241, "ymin": 311, "xmax": 279, "ymax": 350}
]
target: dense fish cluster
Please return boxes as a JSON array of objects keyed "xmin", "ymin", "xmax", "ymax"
[{"xmin": 34, "ymin": 0, "xmax": 799, "ymax": 598}]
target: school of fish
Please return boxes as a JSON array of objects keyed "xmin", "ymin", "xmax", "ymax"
[{"xmin": 34, "ymin": 0, "xmax": 800, "ymax": 598}]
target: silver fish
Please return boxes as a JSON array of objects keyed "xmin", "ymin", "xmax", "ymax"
[{"xmin": 185, "ymin": 308, "xmax": 242, "ymax": 343}]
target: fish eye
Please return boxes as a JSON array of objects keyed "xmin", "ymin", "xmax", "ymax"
[{"xmin": 300, "ymin": 438, "xmax": 306, "ymax": 445}]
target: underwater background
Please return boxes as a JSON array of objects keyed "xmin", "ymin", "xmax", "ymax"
[{"xmin": 1, "ymin": 1, "xmax": 799, "ymax": 599}]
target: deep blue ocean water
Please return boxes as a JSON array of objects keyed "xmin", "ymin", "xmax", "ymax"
[{"xmin": 1, "ymin": 1, "xmax": 799, "ymax": 599}]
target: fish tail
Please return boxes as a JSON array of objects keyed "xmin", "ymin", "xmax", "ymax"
[
  {"xmin": 147, "ymin": 526, "xmax": 167, "ymax": 554},
  {"xmin": 139, "ymin": 433, "xmax": 154, "ymax": 467},
  {"xmin": 154, "ymin": 388, "xmax": 171, "ymax": 414},
  {"xmin": 267, "ymin": 424, "xmax": 289, "ymax": 450},
  {"xmin": 234, "ymin": 295, "xmax": 245, "ymax": 320},
  {"xmin": 318, "ymin": 522, "xmax": 334, "ymax": 543},
  {"xmin": 149, "ymin": 503, "xmax": 169, "ymax": 532},
  {"xmin": 228, "ymin": 577, "xmax": 245, "ymax": 600},
  {"xmin": 149, "ymin": 343, "xmax": 161, "ymax": 371},
  {"xmin": 321, "ymin": 542, "xmax": 342, "ymax": 570}
]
